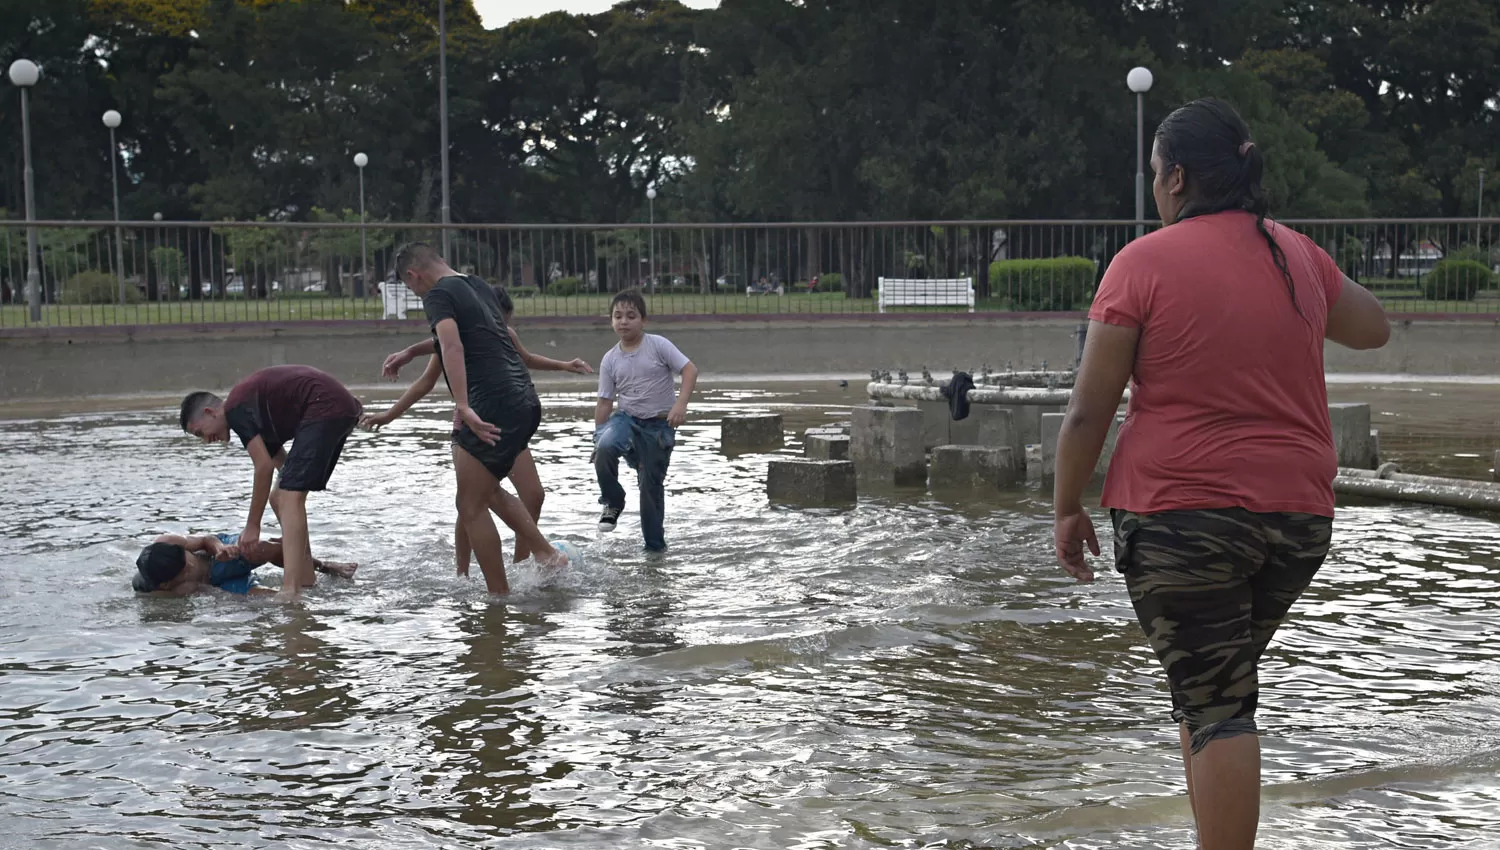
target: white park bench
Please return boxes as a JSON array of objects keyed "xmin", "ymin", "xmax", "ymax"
[
  {"xmin": 877, "ymin": 277, "xmax": 975, "ymax": 313},
  {"xmin": 380, "ymin": 280, "xmax": 423, "ymax": 319}
]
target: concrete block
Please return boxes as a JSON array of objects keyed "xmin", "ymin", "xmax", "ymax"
[
  {"xmin": 805, "ymin": 433, "xmax": 851, "ymax": 460},
  {"xmin": 1001, "ymin": 404, "xmax": 1045, "ymax": 447},
  {"xmin": 1494, "ymin": 449, "xmax": 1500, "ymax": 482},
  {"xmin": 1371, "ymin": 429, "xmax": 1381, "ymax": 468},
  {"xmin": 767, "ymin": 459, "xmax": 857, "ymax": 506},
  {"xmin": 930, "ymin": 445, "xmax": 1020, "ymax": 492},
  {"xmin": 972, "ymin": 406, "xmax": 1024, "ymax": 463},
  {"xmin": 722, "ymin": 413, "xmax": 784, "ymax": 454},
  {"xmin": 1328, "ymin": 403, "xmax": 1377, "ymax": 469},
  {"xmin": 851, "ymin": 405, "xmax": 926, "ymax": 487},
  {"xmin": 950, "ymin": 411, "xmax": 979, "ymax": 445},
  {"xmin": 918, "ymin": 400, "xmax": 950, "ymax": 450},
  {"xmin": 1026, "ymin": 444, "xmax": 1044, "ymax": 483},
  {"xmin": 1040, "ymin": 412, "xmax": 1064, "ymax": 478}
]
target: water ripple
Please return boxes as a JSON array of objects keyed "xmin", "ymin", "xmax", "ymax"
[{"xmin": 2, "ymin": 386, "xmax": 1499, "ymax": 848}]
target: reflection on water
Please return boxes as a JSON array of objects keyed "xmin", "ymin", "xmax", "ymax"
[
  {"xmin": 3, "ymin": 381, "xmax": 1500, "ymax": 849},
  {"xmin": 1326, "ymin": 380, "xmax": 1500, "ymax": 480}
]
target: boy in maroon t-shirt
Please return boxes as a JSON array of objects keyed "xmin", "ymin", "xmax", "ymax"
[{"xmin": 178, "ymin": 365, "xmax": 362, "ymax": 600}]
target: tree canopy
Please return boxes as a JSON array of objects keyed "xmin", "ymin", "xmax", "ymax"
[{"xmin": 1, "ymin": 0, "xmax": 1495, "ymax": 224}]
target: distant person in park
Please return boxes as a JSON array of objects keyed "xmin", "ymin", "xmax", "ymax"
[
  {"xmin": 1052, "ymin": 98, "xmax": 1391, "ymax": 850},
  {"xmin": 366, "ymin": 282, "xmax": 593, "ymax": 572},
  {"xmin": 180, "ymin": 365, "xmax": 363, "ymax": 602},
  {"xmin": 132, "ymin": 531, "xmax": 356, "ymax": 597},
  {"xmin": 594, "ymin": 289, "xmax": 699, "ymax": 551},
  {"xmin": 381, "ymin": 242, "xmax": 572, "ymax": 593}
]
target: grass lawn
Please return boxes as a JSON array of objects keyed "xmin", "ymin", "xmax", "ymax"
[{"xmin": 2, "ymin": 288, "xmax": 1496, "ymax": 329}]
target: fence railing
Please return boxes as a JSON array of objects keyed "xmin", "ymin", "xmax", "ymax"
[{"xmin": 2, "ymin": 218, "xmax": 1498, "ymax": 328}]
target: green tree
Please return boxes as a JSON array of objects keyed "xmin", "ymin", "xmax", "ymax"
[
  {"xmin": 150, "ymin": 245, "xmax": 187, "ymax": 298},
  {"xmin": 1266, "ymin": 0, "xmax": 1500, "ymax": 215},
  {"xmin": 1158, "ymin": 63, "xmax": 1368, "ymax": 218},
  {"xmin": 308, "ymin": 207, "xmax": 395, "ymax": 297},
  {"xmin": 219, "ymin": 219, "xmax": 292, "ymax": 299}
]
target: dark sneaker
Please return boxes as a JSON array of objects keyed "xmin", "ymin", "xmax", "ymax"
[{"xmin": 598, "ymin": 505, "xmax": 623, "ymax": 533}]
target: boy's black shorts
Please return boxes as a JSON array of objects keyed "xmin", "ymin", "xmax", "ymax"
[
  {"xmin": 278, "ymin": 416, "xmax": 359, "ymax": 492},
  {"xmin": 453, "ymin": 403, "xmax": 541, "ymax": 482}
]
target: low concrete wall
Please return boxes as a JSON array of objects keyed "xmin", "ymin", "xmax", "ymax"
[
  {"xmin": 1322, "ymin": 316, "xmax": 1500, "ymax": 375},
  {"xmin": 0, "ymin": 314, "xmax": 1494, "ymax": 404}
]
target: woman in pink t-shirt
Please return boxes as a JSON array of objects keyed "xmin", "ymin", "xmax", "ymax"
[{"xmin": 1053, "ymin": 98, "xmax": 1390, "ymax": 850}]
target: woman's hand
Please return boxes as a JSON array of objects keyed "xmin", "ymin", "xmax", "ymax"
[
  {"xmin": 360, "ymin": 410, "xmax": 395, "ymax": 431},
  {"xmin": 382, "ymin": 348, "xmax": 414, "ymax": 379},
  {"xmin": 565, "ymin": 358, "xmax": 594, "ymax": 374},
  {"xmin": 1054, "ymin": 509, "xmax": 1101, "ymax": 583}
]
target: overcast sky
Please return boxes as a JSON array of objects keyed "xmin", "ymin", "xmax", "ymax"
[{"xmin": 475, "ymin": 0, "xmax": 721, "ymax": 29}]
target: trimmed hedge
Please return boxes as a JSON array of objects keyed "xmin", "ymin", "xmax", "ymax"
[
  {"xmin": 510, "ymin": 284, "xmax": 540, "ymax": 298},
  {"xmin": 816, "ymin": 272, "xmax": 844, "ymax": 292},
  {"xmin": 1445, "ymin": 245, "xmax": 1491, "ymax": 267},
  {"xmin": 548, "ymin": 277, "xmax": 581, "ymax": 297},
  {"xmin": 1421, "ymin": 259, "xmax": 1494, "ymax": 301},
  {"xmin": 61, "ymin": 270, "xmax": 140, "ymax": 305},
  {"xmin": 989, "ymin": 257, "xmax": 1096, "ymax": 311}
]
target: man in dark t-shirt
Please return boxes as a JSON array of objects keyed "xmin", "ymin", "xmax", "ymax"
[
  {"xmin": 179, "ymin": 364, "xmax": 361, "ymax": 600},
  {"xmin": 425, "ymin": 273, "xmax": 539, "ymax": 431},
  {"xmin": 387, "ymin": 242, "xmax": 570, "ymax": 594}
]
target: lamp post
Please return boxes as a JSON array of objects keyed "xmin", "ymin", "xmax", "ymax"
[
  {"xmin": 10, "ymin": 59, "xmax": 40, "ymax": 322},
  {"xmin": 438, "ymin": 0, "xmax": 451, "ymax": 257},
  {"xmin": 646, "ymin": 185, "xmax": 656, "ymax": 292},
  {"xmin": 1479, "ymin": 168, "xmax": 1486, "ymax": 221},
  {"xmin": 1127, "ymin": 66, "xmax": 1154, "ymax": 239},
  {"xmin": 103, "ymin": 109, "xmax": 127, "ymax": 306},
  {"xmin": 354, "ymin": 152, "xmax": 369, "ymax": 298}
]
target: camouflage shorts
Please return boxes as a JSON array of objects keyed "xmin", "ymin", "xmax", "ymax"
[{"xmin": 1112, "ymin": 508, "xmax": 1332, "ymax": 754}]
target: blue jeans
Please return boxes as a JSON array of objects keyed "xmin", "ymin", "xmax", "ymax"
[{"xmin": 595, "ymin": 413, "xmax": 676, "ymax": 551}]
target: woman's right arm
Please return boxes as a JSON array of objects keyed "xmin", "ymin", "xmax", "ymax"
[
  {"xmin": 362, "ymin": 355, "xmax": 442, "ymax": 429},
  {"xmin": 1325, "ymin": 276, "xmax": 1391, "ymax": 350}
]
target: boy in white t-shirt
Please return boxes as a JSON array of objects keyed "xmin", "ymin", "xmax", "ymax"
[{"xmin": 594, "ymin": 290, "xmax": 699, "ymax": 551}]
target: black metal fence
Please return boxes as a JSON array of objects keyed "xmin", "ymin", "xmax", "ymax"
[{"xmin": 2, "ymin": 218, "xmax": 1497, "ymax": 328}]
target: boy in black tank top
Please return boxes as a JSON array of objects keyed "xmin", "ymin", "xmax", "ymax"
[{"xmin": 388, "ymin": 243, "xmax": 571, "ymax": 593}]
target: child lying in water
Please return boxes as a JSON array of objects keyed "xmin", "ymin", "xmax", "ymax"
[{"xmin": 132, "ymin": 533, "xmax": 357, "ymax": 596}]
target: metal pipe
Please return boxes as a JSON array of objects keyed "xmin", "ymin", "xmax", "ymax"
[
  {"xmin": 109, "ymin": 124, "xmax": 126, "ymax": 306},
  {"xmin": 1334, "ymin": 474, "xmax": 1500, "ymax": 513},
  {"xmin": 438, "ymin": 0, "xmax": 451, "ymax": 257},
  {"xmin": 1337, "ymin": 466, "xmax": 1500, "ymax": 493},
  {"xmin": 1135, "ymin": 91, "xmax": 1144, "ymax": 239},
  {"xmin": 16, "ymin": 216, "xmax": 1500, "ymax": 232},
  {"xmin": 21, "ymin": 87, "xmax": 40, "ymax": 322},
  {"xmin": 866, "ymin": 382, "xmax": 1103, "ymax": 405},
  {"xmin": 358, "ymin": 166, "xmax": 367, "ymax": 297},
  {"xmin": 871, "ymin": 370, "xmax": 1075, "ymax": 382}
]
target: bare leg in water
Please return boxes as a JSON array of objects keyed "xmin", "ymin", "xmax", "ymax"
[
  {"xmin": 455, "ymin": 450, "xmax": 545, "ymax": 574},
  {"xmin": 1184, "ymin": 728, "xmax": 1260, "ymax": 850}
]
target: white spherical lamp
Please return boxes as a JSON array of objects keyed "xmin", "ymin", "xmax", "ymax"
[
  {"xmin": 646, "ymin": 186, "xmax": 657, "ymax": 200},
  {"xmin": 353, "ymin": 152, "xmax": 368, "ymax": 168},
  {"xmin": 103, "ymin": 109, "xmax": 122, "ymax": 129},
  {"xmin": 1126, "ymin": 66, "xmax": 1153, "ymax": 94},
  {"xmin": 8, "ymin": 59, "xmax": 39, "ymax": 88}
]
